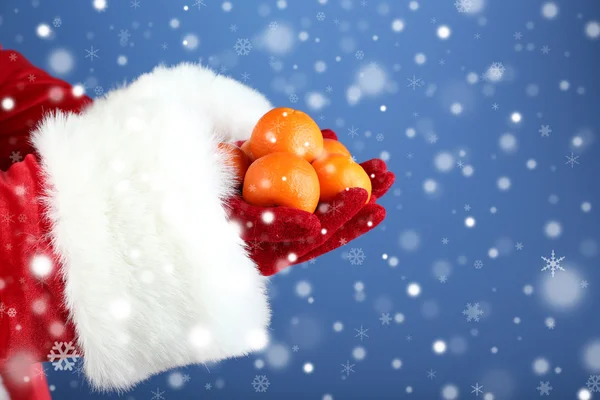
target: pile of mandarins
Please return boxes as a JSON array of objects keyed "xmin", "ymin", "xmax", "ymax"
[{"xmin": 219, "ymin": 107, "xmax": 372, "ymax": 214}]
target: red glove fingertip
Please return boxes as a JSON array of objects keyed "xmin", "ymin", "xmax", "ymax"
[{"xmin": 321, "ymin": 128, "xmax": 338, "ymax": 141}]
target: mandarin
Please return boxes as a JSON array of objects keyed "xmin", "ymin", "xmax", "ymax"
[
  {"xmin": 311, "ymin": 153, "xmax": 372, "ymax": 204},
  {"xmin": 242, "ymin": 152, "xmax": 320, "ymax": 213},
  {"xmin": 249, "ymin": 107, "xmax": 324, "ymax": 162},
  {"xmin": 218, "ymin": 143, "xmax": 251, "ymax": 184},
  {"xmin": 240, "ymin": 140, "xmax": 256, "ymax": 162},
  {"xmin": 316, "ymin": 138, "xmax": 352, "ymax": 160}
]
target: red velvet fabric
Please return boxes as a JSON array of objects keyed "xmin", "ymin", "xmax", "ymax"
[
  {"xmin": 1, "ymin": 47, "xmax": 82, "ymax": 400},
  {"xmin": 227, "ymin": 131, "xmax": 394, "ymax": 275}
]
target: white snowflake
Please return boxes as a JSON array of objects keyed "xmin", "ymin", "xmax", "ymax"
[
  {"xmin": 462, "ymin": 303, "xmax": 483, "ymax": 322},
  {"xmin": 234, "ymin": 38, "xmax": 252, "ymax": 56},
  {"xmin": 485, "ymin": 62, "xmax": 505, "ymax": 81},
  {"xmin": 0, "ymin": 302, "xmax": 16, "ymax": 319},
  {"xmin": 316, "ymin": 12, "xmax": 326, "ymax": 21},
  {"xmin": 47, "ymin": 341, "xmax": 80, "ymax": 371},
  {"xmin": 355, "ymin": 50, "xmax": 365, "ymax": 60},
  {"xmin": 52, "ymin": 17, "xmax": 62, "ymax": 28},
  {"xmin": 474, "ymin": 260, "xmax": 484, "ymax": 269},
  {"xmin": 407, "ymin": 75, "xmax": 423, "ymax": 90},
  {"xmin": 537, "ymin": 381, "xmax": 553, "ymax": 396},
  {"xmin": 150, "ymin": 387, "xmax": 166, "ymax": 400},
  {"xmin": 341, "ymin": 360, "xmax": 356, "ymax": 376},
  {"xmin": 541, "ymin": 250, "xmax": 565, "ymax": 277},
  {"xmin": 289, "ymin": 93, "xmax": 299, "ymax": 103},
  {"xmin": 587, "ymin": 375, "xmax": 600, "ymax": 392},
  {"xmin": 251, "ymin": 375, "xmax": 270, "ymax": 392},
  {"xmin": 9, "ymin": 151, "xmax": 22, "ymax": 163},
  {"xmin": 347, "ymin": 248, "xmax": 366, "ymax": 265},
  {"xmin": 118, "ymin": 29, "xmax": 131, "ymax": 46},
  {"xmin": 454, "ymin": 0, "xmax": 473, "ymax": 13},
  {"xmin": 376, "ymin": 133, "xmax": 384, "ymax": 142}
]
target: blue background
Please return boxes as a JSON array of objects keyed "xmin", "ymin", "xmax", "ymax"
[{"xmin": 1, "ymin": 0, "xmax": 600, "ymax": 399}]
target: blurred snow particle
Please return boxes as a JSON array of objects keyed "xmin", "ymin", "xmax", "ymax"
[
  {"xmin": 510, "ymin": 112, "xmax": 522, "ymax": 123},
  {"xmin": 524, "ymin": 284, "xmax": 534, "ymax": 295},
  {"xmin": 450, "ymin": 102, "xmax": 463, "ymax": 115},
  {"xmin": 497, "ymin": 176, "xmax": 511, "ymax": 191},
  {"xmin": 37, "ymin": 23, "xmax": 52, "ymax": 38},
  {"xmin": 357, "ymin": 63, "xmax": 387, "ymax": 95},
  {"xmin": 581, "ymin": 202, "xmax": 592, "ymax": 212},
  {"xmin": 305, "ymin": 92, "xmax": 329, "ymax": 111},
  {"xmin": 486, "ymin": 62, "xmax": 505, "ymax": 82},
  {"xmin": 544, "ymin": 220, "xmax": 562, "ymax": 238},
  {"xmin": 182, "ymin": 33, "xmax": 200, "ymax": 50},
  {"xmin": 409, "ymin": 1, "xmax": 419, "ymax": 11},
  {"xmin": 1, "ymin": 97, "xmax": 15, "ymax": 111},
  {"xmin": 533, "ymin": 358, "xmax": 550, "ymax": 375},
  {"xmin": 499, "ymin": 133, "xmax": 518, "ymax": 153},
  {"xmin": 415, "ymin": 53, "xmax": 427, "ymax": 65},
  {"xmin": 406, "ymin": 127, "xmax": 416, "ymax": 138},
  {"xmin": 314, "ymin": 60, "xmax": 326, "ymax": 73},
  {"xmin": 346, "ymin": 85, "xmax": 362, "ymax": 106},
  {"xmin": 117, "ymin": 55, "xmax": 127, "ymax": 66},
  {"xmin": 526, "ymin": 159, "xmax": 537, "ymax": 170},
  {"xmin": 352, "ymin": 346, "xmax": 366, "ymax": 360},
  {"xmin": 437, "ymin": 25, "xmax": 451, "ymax": 40},
  {"xmin": 423, "ymin": 178, "xmax": 438, "ymax": 194},
  {"xmin": 541, "ymin": 269, "xmax": 583, "ymax": 310},
  {"xmin": 276, "ymin": 0, "xmax": 287, "ymax": 9},
  {"xmin": 465, "ymin": 217, "xmax": 476, "ymax": 228},
  {"xmin": 579, "ymin": 388, "xmax": 592, "ymax": 400},
  {"xmin": 582, "ymin": 340, "xmax": 600, "ymax": 372},
  {"xmin": 433, "ymin": 340, "xmax": 447, "ymax": 354},
  {"xmin": 296, "ymin": 281, "xmax": 312, "ymax": 298},
  {"xmin": 167, "ymin": 371, "xmax": 185, "ymax": 389},
  {"xmin": 391, "ymin": 358, "xmax": 402, "ymax": 369},
  {"xmin": 48, "ymin": 48, "xmax": 74, "ymax": 75},
  {"xmin": 299, "ymin": 31, "xmax": 309, "ymax": 41},
  {"xmin": 259, "ymin": 24, "xmax": 294, "ymax": 54},
  {"xmin": 266, "ymin": 344, "xmax": 290, "ymax": 369},
  {"xmin": 441, "ymin": 384, "xmax": 458, "ymax": 399},
  {"xmin": 169, "ymin": 18, "xmax": 180, "ymax": 29},
  {"xmin": 466, "ymin": 72, "xmax": 479, "ymax": 84},
  {"xmin": 434, "ymin": 151, "xmax": 455, "ymax": 172},
  {"xmin": 407, "ymin": 282, "xmax": 421, "ymax": 297},
  {"xmin": 399, "ymin": 230, "xmax": 420, "ymax": 251},
  {"xmin": 541, "ymin": 2, "xmax": 559, "ymax": 20},
  {"xmin": 391, "ymin": 19, "xmax": 405, "ymax": 32},
  {"xmin": 333, "ymin": 321, "xmax": 343, "ymax": 332},
  {"xmin": 222, "ymin": 1, "xmax": 233, "ymax": 12},
  {"xmin": 93, "ymin": 0, "xmax": 107, "ymax": 11},
  {"xmin": 585, "ymin": 21, "xmax": 600, "ymax": 39},
  {"xmin": 462, "ymin": 165, "xmax": 474, "ymax": 177},
  {"xmin": 488, "ymin": 248, "xmax": 499, "ymax": 258}
]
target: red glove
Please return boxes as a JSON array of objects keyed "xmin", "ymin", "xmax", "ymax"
[{"xmin": 226, "ymin": 129, "xmax": 395, "ymax": 276}]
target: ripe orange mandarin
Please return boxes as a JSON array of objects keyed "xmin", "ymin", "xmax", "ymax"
[
  {"xmin": 311, "ymin": 153, "xmax": 372, "ymax": 204},
  {"xmin": 316, "ymin": 138, "xmax": 352, "ymax": 160},
  {"xmin": 218, "ymin": 143, "xmax": 251, "ymax": 184},
  {"xmin": 242, "ymin": 152, "xmax": 320, "ymax": 213},
  {"xmin": 249, "ymin": 107, "xmax": 324, "ymax": 162},
  {"xmin": 240, "ymin": 140, "xmax": 256, "ymax": 162}
]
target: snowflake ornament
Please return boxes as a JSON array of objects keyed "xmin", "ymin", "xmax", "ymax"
[
  {"xmin": 234, "ymin": 38, "xmax": 252, "ymax": 56},
  {"xmin": 347, "ymin": 248, "xmax": 366, "ymax": 265},
  {"xmin": 251, "ymin": 375, "xmax": 270, "ymax": 392},
  {"xmin": 537, "ymin": 381, "xmax": 553, "ymax": 396},
  {"xmin": 541, "ymin": 250, "xmax": 565, "ymax": 277},
  {"xmin": 587, "ymin": 375, "xmax": 600, "ymax": 392},
  {"xmin": 454, "ymin": 0, "xmax": 473, "ymax": 13},
  {"xmin": 463, "ymin": 303, "xmax": 484, "ymax": 322},
  {"xmin": 47, "ymin": 341, "xmax": 80, "ymax": 371}
]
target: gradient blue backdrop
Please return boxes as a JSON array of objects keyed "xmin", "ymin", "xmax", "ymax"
[{"xmin": 1, "ymin": 0, "xmax": 599, "ymax": 399}]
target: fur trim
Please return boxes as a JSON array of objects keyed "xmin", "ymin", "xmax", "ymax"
[
  {"xmin": 30, "ymin": 63, "xmax": 273, "ymax": 391},
  {"xmin": 0, "ymin": 376, "xmax": 8, "ymax": 400}
]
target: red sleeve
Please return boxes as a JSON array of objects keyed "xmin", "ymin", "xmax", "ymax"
[
  {"xmin": 0, "ymin": 155, "xmax": 77, "ymax": 389},
  {"xmin": 0, "ymin": 47, "xmax": 93, "ymax": 172}
]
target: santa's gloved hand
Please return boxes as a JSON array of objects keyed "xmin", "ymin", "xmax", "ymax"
[{"xmin": 225, "ymin": 129, "xmax": 395, "ymax": 276}]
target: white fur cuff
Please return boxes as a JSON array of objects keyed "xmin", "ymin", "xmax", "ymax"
[{"xmin": 31, "ymin": 63, "xmax": 272, "ymax": 391}]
